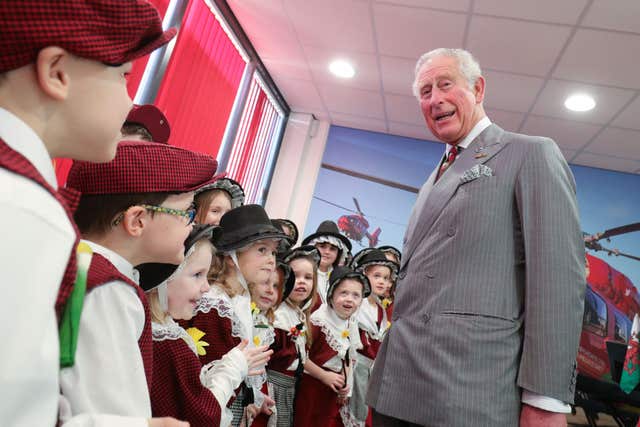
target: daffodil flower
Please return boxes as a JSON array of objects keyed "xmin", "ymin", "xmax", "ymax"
[
  {"xmin": 186, "ymin": 327, "xmax": 209, "ymax": 356},
  {"xmin": 341, "ymin": 330, "xmax": 350, "ymax": 338},
  {"xmin": 382, "ymin": 298, "xmax": 392, "ymax": 309},
  {"xmin": 253, "ymin": 335, "xmax": 261, "ymax": 346}
]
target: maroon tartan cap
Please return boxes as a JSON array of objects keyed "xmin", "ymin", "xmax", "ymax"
[
  {"xmin": 0, "ymin": 0, "xmax": 177, "ymax": 73},
  {"xmin": 67, "ymin": 141, "xmax": 219, "ymax": 195},
  {"xmin": 125, "ymin": 104, "xmax": 171, "ymax": 144}
]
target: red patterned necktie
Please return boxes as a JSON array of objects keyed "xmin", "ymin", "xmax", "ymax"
[{"xmin": 436, "ymin": 145, "xmax": 459, "ymax": 181}]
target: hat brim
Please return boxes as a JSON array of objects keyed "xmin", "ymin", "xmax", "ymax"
[
  {"xmin": 117, "ymin": 28, "xmax": 177, "ymax": 64},
  {"xmin": 301, "ymin": 231, "xmax": 352, "ymax": 251},
  {"xmin": 215, "ymin": 230, "xmax": 288, "ymax": 252}
]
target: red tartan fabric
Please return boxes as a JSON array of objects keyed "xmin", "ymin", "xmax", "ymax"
[
  {"xmin": 85, "ymin": 253, "xmax": 153, "ymax": 392},
  {"xmin": 267, "ymin": 328, "xmax": 299, "ymax": 376},
  {"xmin": 151, "ymin": 338, "xmax": 222, "ymax": 426},
  {"xmin": 0, "ymin": 0, "xmax": 176, "ymax": 72},
  {"xmin": 188, "ymin": 309, "xmax": 241, "ymax": 366},
  {"xmin": 294, "ymin": 328, "xmax": 343, "ymax": 427},
  {"xmin": 67, "ymin": 141, "xmax": 218, "ymax": 195},
  {"xmin": 0, "ymin": 138, "xmax": 79, "ymax": 320}
]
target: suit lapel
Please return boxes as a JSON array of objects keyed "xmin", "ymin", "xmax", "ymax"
[{"xmin": 401, "ymin": 124, "xmax": 508, "ymax": 269}]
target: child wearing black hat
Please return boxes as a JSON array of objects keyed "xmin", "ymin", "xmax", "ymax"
[
  {"xmin": 140, "ymin": 225, "xmax": 272, "ymax": 427},
  {"xmin": 302, "ymin": 220, "xmax": 352, "ymax": 306},
  {"xmin": 294, "ymin": 266, "xmax": 370, "ymax": 427},
  {"xmin": 0, "ymin": 2, "xmax": 175, "ymax": 425},
  {"xmin": 377, "ymin": 245, "xmax": 402, "ymax": 318},
  {"xmin": 247, "ymin": 262, "xmax": 295, "ymax": 426},
  {"xmin": 257, "ymin": 246, "xmax": 320, "ymax": 426},
  {"xmin": 59, "ymin": 141, "xmax": 219, "ymax": 426},
  {"xmin": 349, "ymin": 248, "xmax": 399, "ymax": 426},
  {"xmin": 188, "ymin": 204, "xmax": 288, "ymax": 426}
]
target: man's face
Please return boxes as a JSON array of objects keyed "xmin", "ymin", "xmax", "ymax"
[{"xmin": 415, "ymin": 55, "xmax": 485, "ymax": 145}]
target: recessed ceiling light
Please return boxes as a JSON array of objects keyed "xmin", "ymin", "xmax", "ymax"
[
  {"xmin": 564, "ymin": 93, "xmax": 596, "ymax": 112},
  {"xmin": 329, "ymin": 59, "xmax": 355, "ymax": 79}
]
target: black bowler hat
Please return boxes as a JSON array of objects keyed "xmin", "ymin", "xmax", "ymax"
[
  {"xmin": 137, "ymin": 224, "xmax": 220, "ymax": 292},
  {"xmin": 327, "ymin": 266, "xmax": 371, "ymax": 303},
  {"xmin": 351, "ymin": 248, "xmax": 399, "ymax": 278},
  {"xmin": 214, "ymin": 205, "xmax": 287, "ymax": 252},
  {"xmin": 302, "ymin": 220, "xmax": 352, "ymax": 252}
]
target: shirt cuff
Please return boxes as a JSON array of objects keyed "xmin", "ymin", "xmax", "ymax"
[{"xmin": 521, "ymin": 390, "xmax": 571, "ymax": 413}]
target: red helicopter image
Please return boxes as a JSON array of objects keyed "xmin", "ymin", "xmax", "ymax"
[
  {"xmin": 335, "ymin": 197, "xmax": 381, "ymax": 247},
  {"xmin": 573, "ymin": 222, "xmax": 640, "ymax": 426}
]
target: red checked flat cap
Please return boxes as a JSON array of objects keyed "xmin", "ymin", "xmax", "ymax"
[
  {"xmin": 126, "ymin": 104, "xmax": 171, "ymax": 144},
  {"xmin": 67, "ymin": 141, "xmax": 219, "ymax": 195},
  {"xmin": 0, "ymin": 0, "xmax": 177, "ymax": 72}
]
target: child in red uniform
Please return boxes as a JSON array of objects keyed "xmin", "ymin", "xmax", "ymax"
[
  {"xmin": 301, "ymin": 221, "xmax": 352, "ymax": 307},
  {"xmin": 248, "ymin": 263, "xmax": 296, "ymax": 426},
  {"xmin": 295, "ymin": 267, "xmax": 370, "ymax": 427},
  {"xmin": 259, "ymin": 246, "xmax": 320, "ymax": 427},
  {"xmin": 377, "ymin": 245, "xmax": 402, "ymax": 319},
  {"xmin": 0, "ymin": 2, "xmax": 175, "ymax": 425},
  {"xmin": 189, "ymin": 204, "xmax": 286, "ymax": 426},
  {"xmin": 140, "ymin": 225, "xmax": 272, "ymax": 427},
  {"xmin": 61, "ymin": 141, "xmax": 217, "ymax": 426},
  {"xmin": 349, "ymin": 248, "xmax": 399, "ymax": 426}
]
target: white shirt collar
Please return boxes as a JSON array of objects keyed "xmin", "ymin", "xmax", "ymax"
[
  {"xmin": 0, "ymin": 107, "xmax": 58, "ymax": 189},
  {"xmin": 84, "ymin": 239, "xmax": 140, "ymax": 283},
  {"xmin": 445, "ymin": 116, "xmax": 492, "ymax": 154}
]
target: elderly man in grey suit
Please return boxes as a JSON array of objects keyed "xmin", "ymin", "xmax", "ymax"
[{"xmin": 366, "ymin": 48, "xmax": 585, "ymax": 427}]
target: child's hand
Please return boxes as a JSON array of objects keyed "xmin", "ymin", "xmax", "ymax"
[
  {"xmin": 260, "ymin": 394, "xmax": 275, "ymax": 415},
  {"xmin": 321, "ymin": 371, "xmax": 345, "ymax": 393},
  {"xmin": 246, "ymin": 404, "xmax": 260, "ymax": 419},
  {"xmin": 236, "ymin": 340, "xmax": 273, "ymax": 375},
  {"xmin": 148, "ymin": 417, "xmax": 190, "ymax": 427}
]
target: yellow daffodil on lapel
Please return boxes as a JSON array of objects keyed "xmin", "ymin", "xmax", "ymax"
[
  {"xmin": 186, "ymin": 327, "xmax": 209, "ymax": 356},
  {"xmin": 341, "ymin": 329, "xmax": 350, "ymax": 339}
]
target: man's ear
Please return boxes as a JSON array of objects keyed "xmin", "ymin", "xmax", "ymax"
[
  {"xmin": 473, "ymin": 75, "xmax": 486, "ymax": 104},
  {"xmin": 35, "ymin": 46, "xmax": 71, "ymax": 101},
  {"xmin": 121, "ymin": 206, "xmax": 148, "ymax": 237}
]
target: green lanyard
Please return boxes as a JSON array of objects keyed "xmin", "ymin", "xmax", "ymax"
[{"xmin": 59, "ymin": 242, "xmax": 93, "ymax": 368}]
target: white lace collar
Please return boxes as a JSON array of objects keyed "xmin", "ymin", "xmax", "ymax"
[
  {"xmin": 357, "ymin": 296, "xmax": 389, "ymax": 339},
  {"xmin": 311, "ymin": 304, "xmax": 361, "ymax": 357},
  {"xmin": 152, "ymin": 319, "xmax": 197, "ymax": 354},
  {"xmin": 274, "ymin": 301, "xmax": 305, "ymax": 331},
  {"xmin": 197, "ymin": 284, "xmax": 250, "ymax": 340}
]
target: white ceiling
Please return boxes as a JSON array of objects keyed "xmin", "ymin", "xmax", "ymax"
[{"xmin": 227, "ymin": 0, "xmax": 640, "ymax": 174}]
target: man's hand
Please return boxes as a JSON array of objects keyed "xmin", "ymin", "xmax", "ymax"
[
  {"xmin": 520, "ymin": 404, "xmax": 566, "ymax": 427},
  {"xmin": 148, "ymin": 417, "xmax": 190, "ymax": 427}
]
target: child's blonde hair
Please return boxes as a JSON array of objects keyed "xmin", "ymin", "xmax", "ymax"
[{"xmin": 194, "ymin": 188, "xmax": 230, "ymax": 225}]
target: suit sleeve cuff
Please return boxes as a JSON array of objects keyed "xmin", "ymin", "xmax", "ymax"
[{"xmin": 521, "ymin": 390, "xmax": 571, "ymax": 413}]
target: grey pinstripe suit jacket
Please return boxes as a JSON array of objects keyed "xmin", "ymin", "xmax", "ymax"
[{"xmin": 366, "ymin": 124, "xmax": 586, "ymax": 426}]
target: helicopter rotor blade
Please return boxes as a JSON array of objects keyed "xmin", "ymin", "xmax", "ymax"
[
  {"xmin": 587, "ymin": 241, "xmax": 640, "ymax": 262},
  {"xmin": 353, "ymin": 197, "xmax": 365, "ymax": 216},
  {"xmin": 596, "ymin": 222, "xmax": 640, "ymax": 241}
]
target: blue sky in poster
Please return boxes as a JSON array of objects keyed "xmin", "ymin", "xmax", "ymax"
[{"xmin": 305, "ymin": 125, "xmax": 640, "ymax": 287}]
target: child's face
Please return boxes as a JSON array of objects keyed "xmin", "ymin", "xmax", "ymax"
[
  {"xmin": 288, "ymin": 258, "xmax": 314, "ymax": 305},
  {"xmin": 142, "ymin": 192, "xmax": 195, "ymax": 265},
  {"xmin": 202, "ymin": 191, "xmax": 232, "ymax": 226},
  {"xmin": 252, "ymin": 270, "xmax": 279, "ymax": 311},
  {"xmin": 316, "ymin": 242, "xmax": 339, "ymax": 270},
  {"xmin": 237, "ymin": 239, "xmax": 279, "ymax": 286},
  {"xmin": 167, "ymin": 243, "xmax": 213, "ymax": 320},
  {"xmin": 330, "ymin": 279, "xmax": 363, "ymax": 320},
  {"xmin": 365, "ymin": 265, "xmax": 392, "ymax": 297},
  {"xmin": 63, "ymin": 57, "xmax": 133, "ymax": 162}
]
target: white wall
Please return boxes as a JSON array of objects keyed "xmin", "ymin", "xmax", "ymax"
[{"xmin": 265, "ymin": 112, "xmax": 330, "ymax": 245}]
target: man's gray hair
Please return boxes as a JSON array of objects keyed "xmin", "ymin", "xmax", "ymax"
[{"xmin": 412, "ymin": 48, "xmax": 482, "ymax": 98}]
